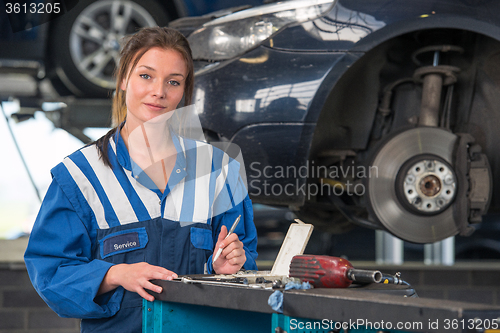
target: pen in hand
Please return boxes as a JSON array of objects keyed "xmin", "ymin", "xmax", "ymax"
[{"xmin": 212, "ymin": 215, "xmax": 241, "ymax": 263}]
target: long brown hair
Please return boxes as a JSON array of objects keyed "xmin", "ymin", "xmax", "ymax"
[{"xmin": 95, "ymin": 27, "xmax": 194, "ymax": 168}]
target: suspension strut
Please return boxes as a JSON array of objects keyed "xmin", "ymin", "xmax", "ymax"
[{"xmin": 412, "ymin": 45, "xmax": 463, "ymax": 127}]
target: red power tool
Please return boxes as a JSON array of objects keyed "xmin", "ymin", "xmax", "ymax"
[{"xmin": 289, "ymin": 255, "xmax": 383, "ymax": 288}]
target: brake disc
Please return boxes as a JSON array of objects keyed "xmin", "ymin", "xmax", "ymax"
[{"xmin": 367, "ymin": 127, "xmax": 460, "ymax": 243}]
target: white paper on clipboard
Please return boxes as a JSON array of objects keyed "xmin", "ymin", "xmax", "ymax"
[{"xmin": 270, "ymin": 219, "xmax": 314, "ymax": 276}]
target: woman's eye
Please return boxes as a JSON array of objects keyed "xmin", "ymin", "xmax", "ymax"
[
  {"xmin": 168, "ymin": 80, "xmax": 180, "ymax": 86},
  {"xmin": 140, "ymin": 74, "xmax": 151, "ymax": 79}
]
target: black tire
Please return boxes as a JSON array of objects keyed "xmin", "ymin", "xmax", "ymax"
[{"xmin": 48, "ymin": 0, "xmax": 171, "ymax": 97}]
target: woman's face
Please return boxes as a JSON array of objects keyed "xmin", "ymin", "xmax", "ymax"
[{"xmin": 121, "ymin": 47, "xmax": 187, "ymax": 125}]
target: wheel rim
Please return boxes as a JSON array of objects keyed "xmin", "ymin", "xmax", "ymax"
[
  {"xmin": 69, "ymin": 0, "xmax": 157, "ymax": 89},
  {"xmin": 367, "ymin": 127, "xmax": 459, "ymax": 243}
]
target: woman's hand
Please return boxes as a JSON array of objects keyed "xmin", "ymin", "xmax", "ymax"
[
  {"xmin": 98, "ymin": 262, "xmax": 178, "ymax": 302},
  {"xmin": 212, "ymin": 225, "xmax": 246, "ymax": 274}
]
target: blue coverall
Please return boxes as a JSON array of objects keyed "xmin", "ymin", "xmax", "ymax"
[{"xmin": 24, "ymin": 129, "xmax": 258, "ymax": 332}]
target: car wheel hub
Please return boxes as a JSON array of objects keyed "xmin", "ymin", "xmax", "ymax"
[
  {"xmin": 103, "ymin": 34, "xmax": 120, "ymax": 51},
  {"xmin": 401, "ymin": 159, "xmax": 456, "ymax": 214}
]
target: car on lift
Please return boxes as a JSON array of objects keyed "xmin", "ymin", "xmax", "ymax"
[
  {"xmin": 169, "ymin": 0, "xmax": 500, "ymax": 245},
  {"xmin": 0, "ymin": 0, "xmax": 266, "ymax": 97}
]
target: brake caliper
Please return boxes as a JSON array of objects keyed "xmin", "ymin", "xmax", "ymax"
[{"xmin": 453, "ymin": 133, "xmax": 492, "ymax": 236}]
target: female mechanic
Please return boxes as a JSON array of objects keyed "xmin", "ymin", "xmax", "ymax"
[{"xmin": 24, "ymin": 27, "xmax": 258, "ymax": 332}]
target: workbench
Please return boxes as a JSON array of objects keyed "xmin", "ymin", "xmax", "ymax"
[{"xmin": 143, "ymin": 279, "xmax": 500, "ymax": 332}]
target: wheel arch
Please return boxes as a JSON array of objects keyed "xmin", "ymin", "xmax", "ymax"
[{"xmin": 305, "ymin": 17, "xmax": 500, "ymax": 161}]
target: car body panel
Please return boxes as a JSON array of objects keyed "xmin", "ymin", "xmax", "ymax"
[
  {"xmin": 194, "ymin": 47, "xmax": 367, "ymax": 205},
  {"xmin": 181, "ymin": 0, "xmax": 262, "ymax": 17},
  {"xmin": 196, "ymin": 46, "xmax": 346, "ymax": 135},
  {"xmin": 236, "ymin": 123, "xmax": 316, "ymax": 205}
]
